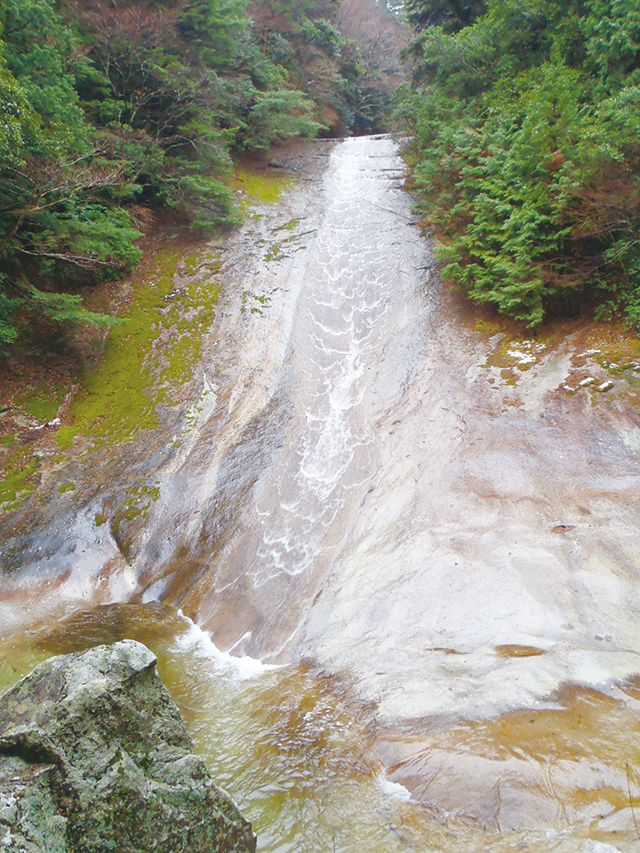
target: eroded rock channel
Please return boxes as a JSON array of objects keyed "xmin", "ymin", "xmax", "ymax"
[{"xmin": 3, "ymin": 136, "xmax": 640, "ymax": 852}]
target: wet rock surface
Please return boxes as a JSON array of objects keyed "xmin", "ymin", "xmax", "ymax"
[
  {"xmin": 0, "ymin": 640, "xmax": 256, "ymax": 853},
  {"xmin": 3, "ymin": 137, "xmax": 640, "ymax": 851}
]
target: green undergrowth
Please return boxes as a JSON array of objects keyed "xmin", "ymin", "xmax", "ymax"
[
  {"xmin": 15, "ymin": 383, "xmax": 66, "ymax": 424},
  {"xmin": 398, "ymin": 0, "xmax": 640, "ymax": 329},
  {"xmin": 55, "ymin": 245, "xmax": 221, "ymax": 453},
  {"xmin": 0, "ymin": 0, "xmax": 382, "ymax": 350}
]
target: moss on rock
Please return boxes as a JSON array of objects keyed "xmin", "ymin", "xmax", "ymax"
[{"xmin": 0, "ymin": 641, "xmax": 256, "ymax": 853}]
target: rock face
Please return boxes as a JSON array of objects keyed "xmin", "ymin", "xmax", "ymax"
[{"xmin": 0, "ymin": 640, "xmax": 256, "ymax": 853}]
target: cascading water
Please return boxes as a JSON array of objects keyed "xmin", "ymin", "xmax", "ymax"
[
  {"xmin": 231, "ymin": 138, "xmax": 419, "ymax": 588},
  {"xmin": 159, "ymin": 135, "xmax": 428, "ymax": 658},
  {"xmin": 3, "ymin": 135, "xmax": 640, "ymax": 853}
]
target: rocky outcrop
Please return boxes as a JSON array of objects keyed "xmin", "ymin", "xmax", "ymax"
[{"xmin": 0, "ymin": 640, "xmax": 256, "ymax": 853}]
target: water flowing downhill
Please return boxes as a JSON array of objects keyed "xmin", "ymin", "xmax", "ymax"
[
  {"xmin": 109, "ymin": 135, "xmax": 429, "ymax": 664},
  {"xmin": 232, "ymin": 139, "xmax": 400, "ymax": 584},
  {"xmin": 3, "ymin": 135, "xmax": 640, "ymax": 852}
]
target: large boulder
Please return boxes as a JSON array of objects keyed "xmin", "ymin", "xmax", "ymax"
[{"xmin": 0, "ymin": 640, "xmax": 256, "ymax": 853}]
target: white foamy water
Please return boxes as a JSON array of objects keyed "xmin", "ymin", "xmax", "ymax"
[
  {"xmin": 174, "ymin": 136, "xmax": 428, "ymax": 660},
  {"xmin": 376, "ymin": 774, "xmax": 413, "ymax": 803},
  {"xmin": 249, "ymin": 138, "xmax": 410, "ymax": 584},
  {"xmin": 173, "ymin": 611, "xmax": 281, "ymax": 680}
]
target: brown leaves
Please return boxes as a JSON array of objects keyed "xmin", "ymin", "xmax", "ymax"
[{"xmin": 542, "ymin": 149, "xmax": 566, "ymax": 173}]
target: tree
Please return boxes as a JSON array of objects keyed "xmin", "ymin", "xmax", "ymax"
[
  {"xmin": 404, "ymin": 0, "xmax": 486, "ymax": 33},
  {"xmin": 0, "ymin": 0, "xmax": 385, "ymax": 351},
  {"xmin": 396, "ymin": 0, "xmax": 640, "ymax": 327},
  {"xmin": 0, "ymin": 0, "xmax": 140, "ymax": 347}
]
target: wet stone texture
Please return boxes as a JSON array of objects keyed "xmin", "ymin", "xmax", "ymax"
[
  {"xmin": 0, "ymin": 640, "xmax": 256, "ymax": 853},
  {"xmin": 4, "ymin": 137, "xmax": 640, "ymax": 851}
]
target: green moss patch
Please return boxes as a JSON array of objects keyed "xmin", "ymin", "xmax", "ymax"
[
  {"xmin": 15, "ymin": 383, "xmax": 66, "ymax": 424},
  {"xmin": 1, "ymin": 239, "xmax": 223, "ymax": 512},
  {"xmin": 0, "ymin": 452, "xmax": 39, "ymax": 511},
  {"xmin": 272, "ymin": 218, "xmax": 301, "ymax": 233},
  {"xmin": 233, "ymin": 168, "xmax": 293, "ymax": 211},
  {"xmin": 474, "ymin": 318, "xmax": 502, "ymax": 336},
  {"xmin": 55, "ymin": 245, "xmax": 222, "ymax": 452}
]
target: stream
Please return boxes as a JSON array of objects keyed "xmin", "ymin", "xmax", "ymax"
[{"xmin": 3, "ymin": 134, "xmax": 640, "ymax": 852}]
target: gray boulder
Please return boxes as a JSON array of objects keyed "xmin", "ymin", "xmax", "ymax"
[{"xmin": 0, "ymin": 640, "xmax": 256, "ymax": 853}]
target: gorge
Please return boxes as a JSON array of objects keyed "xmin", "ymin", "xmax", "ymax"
[{"xmin": 2, "ymin": 133, "xmax": 640, "ymax": 851}]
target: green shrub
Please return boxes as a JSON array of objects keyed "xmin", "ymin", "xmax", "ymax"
[{"xmin": 398, "ymin": 0, "xmax": 640, "ymax": 327}]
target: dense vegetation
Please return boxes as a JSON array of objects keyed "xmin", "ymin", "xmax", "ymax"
[
  {"xmin": 7, "ymin": 0, "xmax": 635, "ymax": 349},
  {"xmin": 0, "ymin": 0, "xmax": 389, "ymax": 350},
  {"xmin": 397, "ymin": 0, "xmax": 640, "ymax": 327}
]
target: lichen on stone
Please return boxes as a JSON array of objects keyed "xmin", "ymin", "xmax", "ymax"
[{"xmin": 0, "ymin": 640, "xmax": 256, "ymax": 853}]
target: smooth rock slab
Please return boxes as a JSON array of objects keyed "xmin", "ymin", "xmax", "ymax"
[{"xmin": 0, "ymin": 640, "xmax": 256, "ymax": 853}]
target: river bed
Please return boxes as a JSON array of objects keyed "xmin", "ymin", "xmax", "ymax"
[{"xmin": 2, "ymin": 135, "xmax": 640, "ymax": 852}]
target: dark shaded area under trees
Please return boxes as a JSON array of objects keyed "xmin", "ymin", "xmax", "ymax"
[
  {"xmin": 396, "ymin": 0, "xmax": 640, "ymax": 328},
  {"xmin": 0, "ymin": 0, "xmax": 396, "ymax": 351}
]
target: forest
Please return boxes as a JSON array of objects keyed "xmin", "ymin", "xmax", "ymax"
[
  {"xmin": 1, "ymin": 0, "xmax": 639, "ymax": 352},
  {"xmin": 398, "ymin": 0, "xmax": 640, "ymax": 327},
  {"xmin": 0, "ymin": 0, "xmax": 393, "ymax": 350}
]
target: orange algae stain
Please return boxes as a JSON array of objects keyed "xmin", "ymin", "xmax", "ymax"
[
  {"xmin": 378, "ymin": 683, "xmax": 640, "ymax": 844},
  {"xmin": 495, "ymin": 644, "xmax": 546, "ymax": 658}
]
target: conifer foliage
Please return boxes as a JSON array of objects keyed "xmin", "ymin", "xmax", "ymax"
[
  {"xmin": 0, "ymin": 0, "xmax": 376, "ymax": 349},
  {"xmin": 397, "ymin": 0, "xmax": 640, "ymax": 327}
]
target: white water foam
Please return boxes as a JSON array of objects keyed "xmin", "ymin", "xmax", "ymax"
[
  {"xmin": 376, "ymin": 773, "xmax": 413, "ymax": 803},
  {"xmin": 249, "ymin": 138, "xmax": 404, "ymax": 585},
  {"xmin": 173, "ymin": 610, "xmax": 281, "ymax": 679}
]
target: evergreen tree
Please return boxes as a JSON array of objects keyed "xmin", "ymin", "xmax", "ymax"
[
  {"xmin": 397, "ymin": 0, "xmax": 640, "ymax": 327},
  {"xmin": 0, "ymin": 0, "xmax": 382, "ymax": 353}
]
